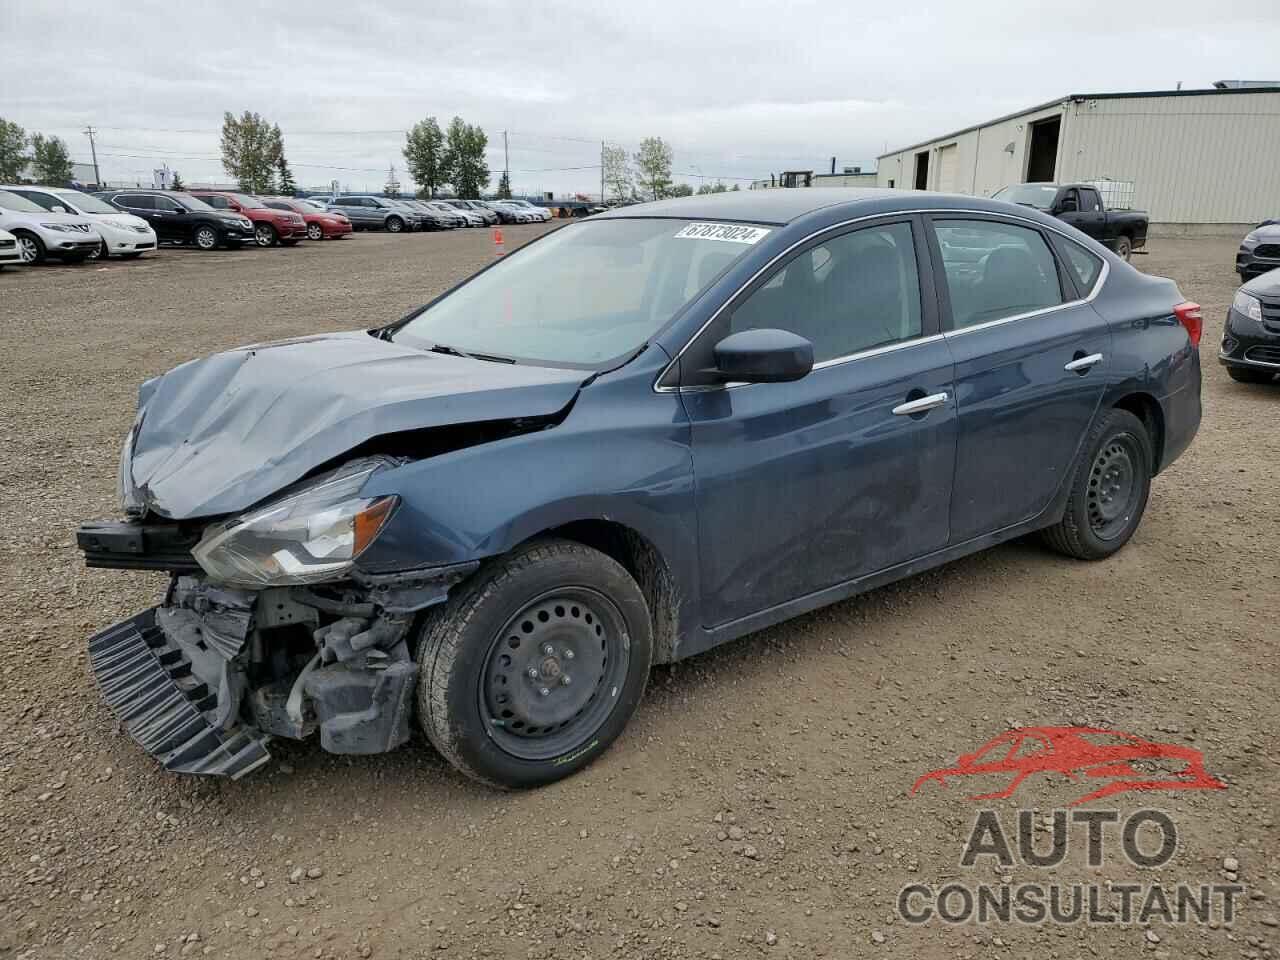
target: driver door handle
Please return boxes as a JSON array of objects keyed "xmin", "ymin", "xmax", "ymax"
[
  {"xmin": 1064, "ymin": 353, "xmax": 1104, "ymax": 372},
  {"xmin": 892, "ymin": 392, "xmax": 949, "ymax": 416}
]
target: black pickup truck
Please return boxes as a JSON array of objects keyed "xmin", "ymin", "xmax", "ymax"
[{"xmin": 992, "ymin": 183, "xmax": 1149, "ymax": 261}]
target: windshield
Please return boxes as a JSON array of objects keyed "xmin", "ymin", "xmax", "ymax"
[
  {"xmin": 0, "ymin": 190, "xmax": 47, "ymax": 213},
  {"xmin": 394, "ymin": 218, "xmax": 770, "ymax": 367},
  {"xmin": 174, "ymin": 194, "xmax": 216, "ymax": 211},
  {"xmin": 993, "ymin": 184, "xmax": 1059, "ymax": 210},
  {"xmin": 56, "ymin": 191, "xmax": 118, "ymax": 215}
]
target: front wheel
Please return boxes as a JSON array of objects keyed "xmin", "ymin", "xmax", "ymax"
[
  {"xmin": 1041, "ymin": 408, "xmax": 1152, "ymax": 560},
  {"xmin": 14, "ymin": 232, "xmax": 45, "ymax": 265},
  {"xmin": 1113, "ymin": 236, "xmax": 1132, "ymax": 261},
  {"xmin": 89, "ymin": 240, "xmax": 107, "ymax": 261},
  {"xmin": 194, "ymin": 225, "xmax": 219, "ymax": 251},
  {"xmin": 386, "ymin": 216, "xmax": 404, "ymax": 233},
  {"xmin": 306, "ymin": 223, "xmax": 324, "ymax": 241},
  {"xmin": 416, "ymin": 539, "xmax": 653, "ymax": 789},
  {"xmin": 254, "ymin": 223, "xmax": 277, "ymax": 247}
]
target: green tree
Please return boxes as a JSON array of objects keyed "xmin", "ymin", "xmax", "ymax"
[
  {"xmin": 602, "ymin": 144, "xmax": 631, "ymax": 201},
  {"xmin": 220, "ymin": 111, "xmax": 277, "ymax": 193},
  {"xmin": 496, "ymin": 171, "xmax": 512, "ymax": 199},
  {"xmin": 269, "ymin": 124, "xmax": 297, "ymax": 195},
  {"xmin": 0, "ymin": 118, "xmax": 28, "ymax": 181},
  {"xmin": 29, "ymin": 133, "xmax": 74, "ymax": 185},
  {"xmin": 443, "ymin": 117, "xmax": 490, "ymax": 198},
  {"xmin": 634, "ymin": 137, "xmax": 672, "ymax": 200},
  {"xmin": 403, "ymin": 117, "xmax": 446, "ymax": 198},
  {"xmin": 170, "ymin": 170, "xmax": 185, "ymax": 191},
  {"xmin": 665, "ymin": 182, "xmax": 693, "ymax": 198},
  {"xmin": 731, "ymin": 183, "xmax": 741, "ymax": 191}
]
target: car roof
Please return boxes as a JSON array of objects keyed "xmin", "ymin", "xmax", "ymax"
[{"xmin": 594, "ymin": 188, "xmax": 1061, "ymax": 226}]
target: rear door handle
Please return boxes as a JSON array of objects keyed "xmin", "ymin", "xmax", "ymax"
[
  {"xmin": 1064, "ymin": 352, "xmax": 1104, "ymax": 373},
  {"xmin": 893, "ymin": 392, "xmax": 949, "ymax": 416}
]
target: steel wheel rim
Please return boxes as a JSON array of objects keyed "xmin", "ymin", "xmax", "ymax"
[
  {"xmin": 478, "ymin": 586, "xmax": 630, "ymax": 761},
  {"xmin": 17, "ymin": 237, "xmax": 38, "ymax": 262},
  {"xmin": 307, "ymin": 224, "xmax": 323, "ymax": 240},
  {"xmin": 1087, "ymin": 435, "xmax": 1140, "ymax": 540}
]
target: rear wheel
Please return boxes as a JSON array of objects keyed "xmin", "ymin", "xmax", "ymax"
[
  {"xmin": 1113, "ymin": 236, "xmax": 1132, "ymax": 261},
  {"xmin": 415, "ymin": 539, "xmax": 653, "ymax": 788},
  {"xmin": 1227, "ymin": 366, "xmax": 1275, "ymax": 384},
  {"xmin": 194, "ymin": 226, "xmax": 219, "ymax": 251},
  {"xmin": 14, "ymin": 232, "xmax": 44, "ymax": 265},
  {"xmin": 1041, "ymin": 408, "xmax": 1152, "ymax": 560},
  {"xmin": 306, "ymin": 223, "xmax": 324, "ymax": 241},
  {"xmin": 254, "ymin": 223, "xmax": 277, "ymax": 247}
]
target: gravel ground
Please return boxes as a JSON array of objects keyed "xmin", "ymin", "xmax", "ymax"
[{"xmin": 0, "ymin": 229, "xmax": 1276, "ymax": 960}]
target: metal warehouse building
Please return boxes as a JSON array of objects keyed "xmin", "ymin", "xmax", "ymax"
[{"xmin": 876, "ymin": 85, "xmax": 1280, "ymax": 233}]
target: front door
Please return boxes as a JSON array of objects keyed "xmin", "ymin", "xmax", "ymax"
[
  {"xmin": 678, "ymin": 218, "xmax": 957, "ymax": 628},
  {"xmin": 928, "ymin": 215, "xmax": 1111, "ymax": 541},
  {"xmin": 1055, "ymin": 188, "xmax": 1105, "ymax": 241}
]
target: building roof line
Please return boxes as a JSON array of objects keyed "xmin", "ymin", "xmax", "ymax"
[{"xmin": 876, "ymin": 85, "xmax": 1280, "ymax": 160}]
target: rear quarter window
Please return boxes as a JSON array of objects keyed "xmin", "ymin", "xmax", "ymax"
[{"xmin": 1055, "ymin": 237, "xmax": 1104, "ymax": 295}]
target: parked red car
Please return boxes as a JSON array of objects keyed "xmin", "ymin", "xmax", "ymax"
[
  {"xmin": 189, "ymin": 191, "xmax": 306, "ymax": 247},
  {"xmin": 261, "ymin": 197, "xmax": 353, "ymax": 241}
]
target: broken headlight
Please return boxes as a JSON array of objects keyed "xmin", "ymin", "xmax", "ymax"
[{"xmin": 192, "ymin": 460, "xmax": 398, "ymax": 588}]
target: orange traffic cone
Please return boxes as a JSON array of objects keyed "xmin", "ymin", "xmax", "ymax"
[{"xmin": 493, "ymin": 228, "xmax": 504, "ymax": 256}]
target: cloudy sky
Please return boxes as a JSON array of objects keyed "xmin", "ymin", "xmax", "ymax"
[{"xmin": 3, "ymin": 1, "xmax": 1277, "ymax": 196}]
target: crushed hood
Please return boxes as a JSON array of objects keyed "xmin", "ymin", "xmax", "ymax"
[{"xmin": 128, "ymin": 331, "xmax": 587, "ymax": 519}]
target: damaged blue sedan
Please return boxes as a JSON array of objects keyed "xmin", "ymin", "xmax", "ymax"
[{"xmin": 79, "ymin": 190, "xmax": 1202, "ymax": 786}]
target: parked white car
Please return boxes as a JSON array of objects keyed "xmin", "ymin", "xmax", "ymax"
[
  {"xmin": 0, "ymin": 227, "xmax": 23, "ymax": 269},
  {"xmin": 4, "ymin": 185, "xmax": 158, "ymax": 259},
  {"xmin": 0, "ymin": 189, "xmax": 102, "ymax": 264},
  {"xmin": 495, "ymin": 199, "xmax": 552, "ymax": 222}
]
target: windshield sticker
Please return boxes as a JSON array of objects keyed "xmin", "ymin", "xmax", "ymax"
[{"xmin": 674, "ymin": 223, "xmax": 771, "ymax": 244}]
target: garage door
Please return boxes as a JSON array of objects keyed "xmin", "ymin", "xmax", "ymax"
[{"xmin": 935, "ymin": 144, "xmax": 960, "ymax": 193}]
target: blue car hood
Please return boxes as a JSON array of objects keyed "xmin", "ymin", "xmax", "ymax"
[{"xmin": 128, "ymin": 331, "xmax": 588, "ymax": 519}]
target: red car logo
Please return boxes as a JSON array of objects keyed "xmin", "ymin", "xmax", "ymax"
[{"xmin": 911, "ymin": 726, "xmax": 1226, "ymax": 805}]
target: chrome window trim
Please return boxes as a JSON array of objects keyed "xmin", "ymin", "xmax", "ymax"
[{"xmin": 653, "ymin": 207, "xmax": 1110, "ymax": 394}]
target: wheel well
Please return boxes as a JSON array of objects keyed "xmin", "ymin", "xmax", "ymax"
[
  {"xmin": 1112, "ymin": 393, "xmax": 1164, "ymax": 472},
  {"xmin": 545, "ymin": 520, "xmax": 681, "ymax": 664}
]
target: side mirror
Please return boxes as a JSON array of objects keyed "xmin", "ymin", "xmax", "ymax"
[
  {"xmin": 709, "ymin": 329, "xmax": 814, "ymax": 384},
  {"xmin": 1058, "ymin": 199, "xmax": 1078, "ymax": 213}
]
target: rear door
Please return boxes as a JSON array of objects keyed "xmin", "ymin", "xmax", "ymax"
[
  {"xmin": 114, "ymin": 194, "xmax": 165, "ymax": 236},
  {"xmin": 678, "ymin": 217, "xmax": 957, "ymax": 627},
  {"xmin": 927, "ymin": 215, "xmax": 1111, "ymax": 541}
]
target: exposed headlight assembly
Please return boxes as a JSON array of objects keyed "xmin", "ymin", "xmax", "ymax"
[
  {"xmin": 1232, "ymin": 290, "xmax": 1263, "ymax": 323},
  {"xmin": 193, "ymin": 459, "xmax": 398, "ymax": 588}
]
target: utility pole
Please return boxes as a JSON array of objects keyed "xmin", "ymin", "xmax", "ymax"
[
  {"xmin": 503, "ymin": 130, "xmax": 509, "ymax": 197},
  {"xmin": 84, "ymin": 125, "xmax": 101, "ymax": 186},
  {"xmin": 600, "ymin": 141, "xmax": 605, "ymax": 204}
]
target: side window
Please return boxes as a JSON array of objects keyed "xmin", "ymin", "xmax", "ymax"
[
  {"xmin": 14, "ymin": 191, "xmax": 58, "ymax": 212},
  {"xmin": 730, "ymin": 222, "xmax": 923, "ymax": 363},
  {"xmin": 119, "ymin": 194, "xmax": 154, "ymax": 210},
  {"xmin": 934, "ymin": 219, "xmax": 1063, "ymax": 329},
  {"xmin": 154, "ymin": 196, "xmax": 182, "ymax": 212},
  {"xmin": 203, "ymin": 195, "xmax": 228, "ymax": 209},
  {"xmin": 1080, "ymin": 189, "xmax": 1101, "ymax": 213},
  {"xmin": 1056, "ymin": 237, "xmax": 1104, "ymax": 294}
]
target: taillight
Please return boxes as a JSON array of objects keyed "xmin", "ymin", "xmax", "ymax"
[{"xmin": 1174, "ymin": 301, "xmax": 1202, "ymax": 347}]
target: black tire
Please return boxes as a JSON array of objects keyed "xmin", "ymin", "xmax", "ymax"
[
  {"xmin": 1041, "ymin": 408, "xmax": 1152, "ymax": 560},
  {"xmin": 1113, "ymin": 236, "xmax": 1132, "ymax": 261},
  {"xmin": 254, "ymin": 223, "xmax": 278, "ymax": 247},
  {"xmin": 1227, "ymin": 366, "xmax": 1275, "ymax": 384},
  {"xmin": 415, "ymin": 538, "xmax": 653, "ymax": 789},
  {"xmin": 385, "ymin": 216, "xmax": 405, "ymax": 234},
  {"xmin": 194, "ymin": 225, "xmax": 219, "ymax": 251},
  {"xmin": 14, "ymin": 231, "xmax": 45, "ymax": 265},
  {"xmin": 89, "ymin": 239, "xmax": 107, "ymax": 261},
  {"xmin": 306, "ymin": 223, "xmax": 324, "ymax": 241}
]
